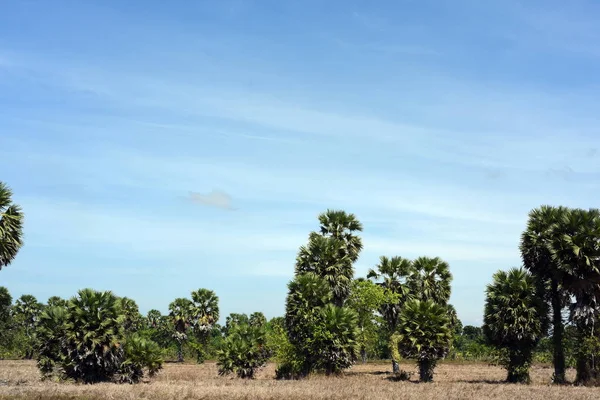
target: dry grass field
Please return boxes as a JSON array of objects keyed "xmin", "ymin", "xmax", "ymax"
[{"xmin": 0, "ymin": 360, "xmax": 597, "ymax": 400}]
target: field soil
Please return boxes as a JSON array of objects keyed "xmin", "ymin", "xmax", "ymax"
[{"xmin": 0, "ymin": 360, "xmax": 597, "ymax": 400}]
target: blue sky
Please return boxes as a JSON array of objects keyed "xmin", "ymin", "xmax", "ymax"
[{"xmin": 1, "ymin": 0, "xmax": 599, "ymax": 326}]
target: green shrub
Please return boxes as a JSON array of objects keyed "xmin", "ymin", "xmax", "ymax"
[
  {"xmin": 35, "ymin": 289, "xmax": 163, "ymax": 384},
  {"xmin": 217, "ymin": 323, "xmax": 271, "ymax": 379}
]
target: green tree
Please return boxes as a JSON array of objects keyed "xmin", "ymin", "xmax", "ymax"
[
  {"xmin": 168, "ymin": 298, "xmax": 193, "ymax": 363},
  {"xmin": 317, "ymin": 209, "xmax": 363, "ymax": 263},
  {"xmin": 224, "ymin": 313, "xmax": 249, "ymax": 335},
  {"xmin": 347, "ymin": 279, "xmax": 397, "ymax": 363},
  {"xmin": 483, "ymin": 268, "xmax": 549, "ymax": 384},
  {"xmin": 146, "ymin": 309, "xmax": 162, "ymax": 328},
  {"xmin": 367, "ymin": 256, "xmax": 413, "ymax": 373},
  {"xmin": 47, "ymin": 296, "xmax": 68, "ymax": 308},
  {"xmin": 190, "ymin": 288, "xmax": 219, "ymax": 363},
  {"xmin": 312, "ymin": 304, "xmax": 359, "ymax": 375},
  {"xmin": 0, "ymin": 287, "xmax": 13, "ymax": 353},
  {"xmin": 14, "ymin": 294, "xmax": 43, "ymax": 359},
  {"xmin": 395, "ymin": 299, "xmax": 453, "ymax": 382},
  {"xmin": 520, "ymin": 205, "xmax": 570, "ymax": 383},
  {"xmin": 118, "ymin": 297, "xmax": 142, "ymax": 334},
  {"xmin": 548, "ymin": 207, "xmax": 600, "ymax": 385},
  {"xmin": 0, "ymin": 182, "xmax": 24, "ymax": 270},
  {"xmin": 63, "ymin": 289, "xmax": 125, "ymax": 382},
  {"xmin": 217, "ymin": 322, "xmax": 270, "ymax": 379},
  {"xmin": 36, "ymin": 289, "xmax": 162, "ymax": 383},
  {"xmin": 249, "ymin": 312, "xmax": 267, "ymax": 328},
  {"xmin": 408, "ymin": 256, "xmax": 452, "ymax": 305}
]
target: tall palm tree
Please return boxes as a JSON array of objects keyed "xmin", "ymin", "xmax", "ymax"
[
  {"xmin": 317, "ymin": 209, "xmax": 363, "ymax": 262},
  {"xmin": 296, "ymin": 234, "xmax": 353, "ymax": 306},
  {"xmin": 168, "ymin": 298, "xmax": 193, "ymax": 362},
  {"xmin": 190, "ymin": 288, "xmax": 220, "ymax": 330},
  {"xmin": 0, "ymin": 182, "xmax": 24, "ymax": 270},
  {"xmin": 367, "ymin": 256, "xmax": 413, "ymax": 373},
  {"xmin": 408, "ymin": 256, "xmax": 452, "ymax": 305},
  {"xmin": 483, "ymin": 268, "xmax": 548, "ymax": 384},
  {"xmin": 520, "ymin": 205, "xmax": 570, "ymax": 383},
  {"xmin": 547, "ymin": 207, "xmax": 600, "ymax": 385}
]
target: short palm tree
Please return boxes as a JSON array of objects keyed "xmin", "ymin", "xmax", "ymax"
[
  {"xmin": 63, "ymin": 289, "xmax": 126, "ymax": 383},
  {"xmin": 217, "ymin": 322, "xmax": 270, "ymax": 379},
  {"xmin": 408, "ymin": 256, "xmax": 452, "ymax": 305},
  {"xmin": 520, "ymin": 205, "xmax": 570, "ymax": 383},
  {"xmin": 395, "ymin": 299, "xmax": 453, "ymax": 382},
  {"xmin": 118, "ymin": 297, "xmax": 142, "ymax": 334},
  {"xmin": 312, "ymin": 304, "xmax": 359, "ymax": 375},
  {"xmin": 483, "ymin": 268, "xmax": 548, "ymax": 384},
  {"xmin": 0, "ymin": 182, "xmax": 24, "ymax": 270},
  {"xmin": 367, "ymin": 256, "xmax": 413, "ymax": 373}
]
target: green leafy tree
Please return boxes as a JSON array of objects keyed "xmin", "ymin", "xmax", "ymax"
[
  {"xmin": 520, "ymin": 205, "xmax": 570, "ymax": 383},
  {"xmin": 217, "ymin": 322, "xmax": 271, "ymax": 379},
  {"xmin": 395, "ymin": 299, "xmax": 453, "ymax": 382},
  {"xmin": 367, "ymin": 256, "xmax": 413, "ymax": 373},
  {"xmin": 14, "ymin": 294, "xmax": 44, "ymax": 359},
  {"xmin": 483, "ymin": 268, "xmax": 549, "ymax": 384},
  {"xmin": 0, "ymin": 182, "xmax": 24, "ymax": 270},
  {"xmin": 347, "ymin": 279, "xmax": 397, "ymax": 363},
  {"xmin": 168, "ymin": 298, "xmax": 193, "ymax": 363},
  {"xmin": 118, "ymin": 334, "xmax": 164, "ymax": 383},
  {"xmin": 36, "ymin": 305, "xmax": 68, "ymax": 379}
]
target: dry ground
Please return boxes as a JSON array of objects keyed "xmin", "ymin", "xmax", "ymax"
[{"xmin": 0, "ymin": 360, "xmax": 597, "ymax": 400}]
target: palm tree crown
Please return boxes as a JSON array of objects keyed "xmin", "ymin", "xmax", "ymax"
[{"xmin": 0, "ymin": 182, "xmax": 24, "ymax": 270}]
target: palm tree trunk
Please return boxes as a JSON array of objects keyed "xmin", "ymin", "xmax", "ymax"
[
  {"xmin": 392, "ymin": 359, "xmax": 399, "ymax": 374},
  {"xmin": 177, "ymin": 341, "xmax": 184, "ymax": 363},
  {"xmin": 551, "ymin": 280, "xmax": 566, "ymax": 384}
]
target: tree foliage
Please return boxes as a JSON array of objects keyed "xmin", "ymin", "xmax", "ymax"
[
  {"xmin": 483, "ymin": 268, "xmax": 549, "ymax": 383},
  {"xmin": 0, "ymin": 182, "xmax": 24, "ymax": 270}
]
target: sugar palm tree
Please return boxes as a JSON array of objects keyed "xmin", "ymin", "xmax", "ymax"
[
  {"xmin": 547, "ymin": 207, "xmax": 600, "ymax": 385},
  {"xmin": 395, "ymin": 299, "xmax": 453, "ymax": 382},
  {"xmin": 147, "ymin": 309, "xmax": 162, "ymax": 328},
  {"xmin": 0, "ymin": 182, "xmax": 24, "ymax": 270},
  {"xmin": 367, "ymin": 256, "xmax": 413, "ymax": 373},
  {"xmin": 313, "ymin": 304, "xmax": 359, "ymax": 375},
  {"xmin": 408, "ymin": 256, "xmax": 452, "ymax": 305},
  {"xmin": 317, "ymin": 209, "xmax": 363, "ymax": 263},
  {"xmin": 520, "ymin": 205, "xmax": 570, "ymax": 383},
  {"xmin": 63, "ymin": 289, "xmax": 125, "ymax": 383},
  {"xmin": 483, "ymin": 268, "xmax": 548, "ymax": 384},
  {"xmin": 14, "ymin": 294, "xmax": 44, "ymax": 359},
  {"xmin": 296, "ymin": 234, "xmax": 353, "ymax": 306},
  {"xmin": 191, "ymin": 289, "xmax": 220, "ymax": 330},
  {"xmin": 168, "ymin": 298, "xmax": 193, "ymax": 362}
]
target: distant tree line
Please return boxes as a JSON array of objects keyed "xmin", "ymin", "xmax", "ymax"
[{"xmin": 2, "ymin": 181, "xmax": 600, "ymax": 385}]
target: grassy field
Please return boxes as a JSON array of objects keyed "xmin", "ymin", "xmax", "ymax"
[{"xmin": 0, "ymin": 360, "xmax": 597, "ymax": 400}]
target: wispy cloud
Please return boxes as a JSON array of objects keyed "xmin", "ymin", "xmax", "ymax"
[{"xmin": 189, "ymin": 189, "xmax": 236, "ymax": 210}]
